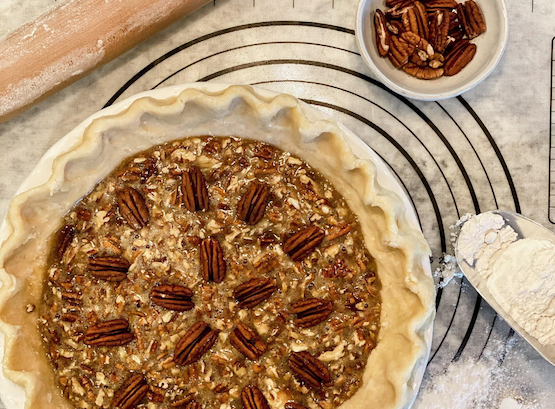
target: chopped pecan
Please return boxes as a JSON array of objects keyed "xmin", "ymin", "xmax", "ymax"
[
  {"xmin": 182, "ymin": 166, "xmax": 209, "ymax": 212},
  {"xmin": 57, "ymin": 224, "xmax": 75, "ymax": 260},
  {"xmin": 258, "ymin": 231, "xmax": 278, "ymax": 247},
  {"xmin": 200, "ymin": 238, "xmax": 226, "ymax": 283},
  {"xmin": 237, "ymin": 181, "xmax": 270, "ymax": 225},
  {"xmin": 171, "ymin": 396, "xmax": 196, "ymax": 408},
  {"xmin": 374, "ymin": 9, "xmax": 390, "ymax": 57},
  {"xmin": 444, "ymin": 40, "xmax": 476, "ymax": 76},
  {"xmin": 253, "ymin": 253, "xmax": 279, "ymax": 274},
  {"xmin": 88, "ymin": 255, "xmax": 130, "ymax": 281},
  {"xmin": 253, "ymin": 144, "xmax": 275, "ymax": 160},
  {"xmin": 291, "ymin": 298, "xmax": 333, "ymax": 328},
  {"xmin": 233, "ymin": 277, "xmax": 277, "ymax": 309},
  {"xmin": 117, "ymin": 187, "xmax": 149, "ymax": 229},
  {"xmin": 429, "ymin": 10, "xmax": 450, "ymax": 53},
  {"xmin": 112, "ymin": 374, "xmax": 149, "ymax": 409},
  {"xmin": 321, "ymin": 258, "xmax": 352, "ymax": 278},
  {"xmin": 174, "ymin": 322, "xmax": 219, "ymax": 366},
  {"xmin": 285, "ymin": 403, "xmax": 309, "ymax": 409},
  {"xmin": 289, "ymin": 351, "xmax": 331, "ymax": 389},
  {"xmin": 84, "ymin": 319, "xmax": 134, "ymax": 347},
  {"xmin": 76, "ymin": 207, "xmax": 92, "ymax": 221},
  {"xmin": 229, "ymin": 323, "xmax": 267, "ymax": 360},
  {"xmin": 62, "ymin": 291, "xmax": 82, "ymax": 305},
  {"xmin": 150, "ymin": 284, "xmax": 194, "ymax": 311},
  {"xmin": 403, "ymin": 63, "xmax": 444, "ymax": 79},
  {"xmin": 241, "ymin": 386, "xmax": 270, "ymax": 409}
]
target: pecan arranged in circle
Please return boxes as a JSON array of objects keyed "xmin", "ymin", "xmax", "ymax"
[
  {"xmin": 84, "ymin": 319, "xmax": 134, "ymax": 347},
  {"xmin": 112, "ymin": 374, "xmax": 149, "ymax": 409},
  {"xmin": 237, "ymin": 181, "xmax": 270, "ymax": 225},
  {"xmin": 291, "ymin": 298, "xmax": 333, "ymax": 328},
  {"xmin": 88, "ymin": 255, "xmax": 130, "ymax": 281},
  {"xmin": 182, "ymin": 166, "xmax": 209, "ymax": 212},
  {"xmin": 289, "ymin": 351, "xmax": 331, "ymax": 389},
  {"xmin": 150, "ymin": 284, "xmax": 194, "ymax": 311},
  {"xmin": 174, "ymin": 322, "xmax": 219, "ymax": 366},
  {"xmin": 283, "ymin": 226, "xmax": 325, "ymax": 261},
  {"xmin": 241, "ymin": 385, "xmax": 270, "ymax": 409},
  {"xmin": 200, "ymin": 238, "xmax": 226, "ymax": 283},
  {"xmin": 117, "ymin": 187, "xmax": 149, "ymax": 229},
  {"xmin": 233, "ymin": 277, "xmax": 277, "ymax": 309},
  {"xmin": 229, "ymin": 323, "xmax": 267, "ymax": 360}
]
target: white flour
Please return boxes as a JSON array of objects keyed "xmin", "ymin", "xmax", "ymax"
[
  {"xmin": 415, "ymin": 340, "xmax": 538, "ymax": 409},
  {"xmin": 488, "ymin": 239, "xmax": 555, "ymax": 345},
  {"xmin": 457, "ymin": 212, "xmax": 555, "ymax": 346}
]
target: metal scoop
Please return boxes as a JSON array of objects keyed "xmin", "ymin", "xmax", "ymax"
[{"xmin": 455, "ymin": 210, "xmax": 555, "ymax": 366}]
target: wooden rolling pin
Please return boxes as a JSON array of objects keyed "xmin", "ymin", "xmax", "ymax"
[{"xmin": 0, "ymin": 0, "xmax": 211, "ymax": 124}]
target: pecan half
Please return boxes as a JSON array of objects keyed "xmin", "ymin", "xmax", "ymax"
[
  {"xmin": 291, "ymin": 298, "xmax": 333, "ymax": 328},
  {"xmin": 289, "ymin": 351, "xmax": 331, "ymax": 389},
  {"xmin": 88, "ymin": 255, "xmax": 130, "ymax": 281},
  {"xmin": 283, "ymin": 226, "xmax": 325, "ymax": 262},
  {"xmin": 424, "ymin": 0, "xmax": 457, "ymax": 7},
  {"xmin": 200, "ymin": 238, "xmax": 226, "ymax": 283},
  {"xmin": 444, "ymin": 40, "xmax": 476, "ymax": 76},
  {"xmin": 374, "ymin": 9, "xmax": 390, "ymax": 57},
  {"xmin": 402, "ymin": 6, "xmax": 419, "ymax": 35},
  {"xmin": 285, "ymin": 404, "xmax": 309, "ymax": 409},
  {"xmin": 150, "ymin": 284, "xmax": 194, "ymax": 311},
  {"xmin": 413, "ymin": 1, "xmax": 429, "ymax": 39},
  {"xmin": 57, "ymin": 224, "xmax": 75, "ymax": 259},
  {"xmin": 388, "ymin": 35, "xmax": 416, "ymax": 68},
  {"xmin": 84, "ymin": 319, "xmax": 134, "ymax": 347},
  {"xmin": 112, "ymin": 374, "xmax": 149, "ymax": 409},
  {"xmin": 237, "ymin": 181, "xmax": 270, "ymax": 225},
  {"xmin": 174, "ymin": 322, "xmax": 219, "ymax": 365},
  {"xmin": 182, "ymin": 166, "xmax": 209, "ymax": 212},
  {"xmin": 403, "ymin": 63, "xmax": 444, "ymax": 79},
  {"xmin": 458, "ymin": 1, "xmax": 486, "ymax": 39},
  {"xmin": 386, "ymin": 0, "xmax": 414, "ymax": 6},
  {"xmin": 117, "ymin": 187, "xmax": 149, "ymax": 229},
  {"xmin": 229, "ymin": 323, "xmax": 267, "ymax": 360},
  {"xmin": 241, "ymin": 386, "xmax": 270, "ymax": 409},
  {"xmin": 429, "ymin": 10, "xmax": 450, "ymax": 53},
  {"xmin": 233, "ymin": 277, "xmax": 277, "ymax": 309}
]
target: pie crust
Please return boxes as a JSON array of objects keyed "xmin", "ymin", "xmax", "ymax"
[{"xmin": 0, "ymin": 85, "xmax": 435, "ymax": 409}]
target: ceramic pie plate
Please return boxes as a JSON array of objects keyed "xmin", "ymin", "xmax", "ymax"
[{"xmin": 0, "ymin": 83, "xmax": 434, "ymax": 409}]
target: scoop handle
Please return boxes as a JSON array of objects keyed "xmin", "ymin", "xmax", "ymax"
[{"xmin": 0, "ymin": 0, "xmax": 211, "ymax": 124}]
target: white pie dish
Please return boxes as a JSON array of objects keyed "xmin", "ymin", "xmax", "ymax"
[
  {"xmin": 0, "ymin": 83, "xmax": 434, "ymax": 409},
  {"xmin": 355, "ymin": 0, "xmax": 509, "ymax": 101}
]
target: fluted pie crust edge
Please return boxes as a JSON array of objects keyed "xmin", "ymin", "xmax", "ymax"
[{"xmin": 0, "ymin": 85, "xmax": 435, "ymax": 409}]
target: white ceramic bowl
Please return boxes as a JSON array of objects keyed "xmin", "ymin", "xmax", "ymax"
[{"xmin": 355, "ymin": 0, "xmax": 508, "ymax": 101}]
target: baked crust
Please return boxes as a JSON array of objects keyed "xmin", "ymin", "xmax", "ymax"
[{"xmin": 0, "ymin": 85, "xmax": 434, "ymax": 409}]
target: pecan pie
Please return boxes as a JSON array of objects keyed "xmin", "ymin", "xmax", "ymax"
[
  {"xmin": 0, "ymin": 85, "xmax": 434, "ymax": 409},
  {"xmin": 38, "ymin": 136, "xmax": 381, "ymax": 409}
]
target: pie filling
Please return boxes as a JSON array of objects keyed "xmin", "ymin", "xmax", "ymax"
[{"xmin": 38, "ymin": 136, "xmax": 382, "ymax": 409}]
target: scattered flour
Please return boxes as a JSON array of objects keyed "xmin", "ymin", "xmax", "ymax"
[{"xmin": 415, "ymin": 340, "xmax": 539, "ymax": 409}]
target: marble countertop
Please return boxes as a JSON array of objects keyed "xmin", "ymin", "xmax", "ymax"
[{"xmin": 1, "ymin": 0, "xmax": 554, "ymax": 408}]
